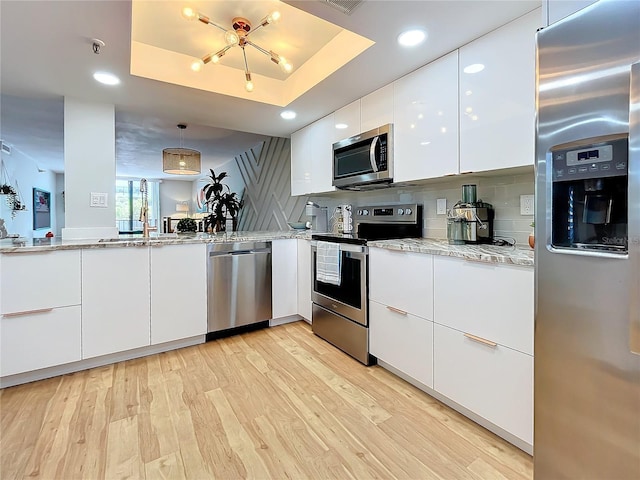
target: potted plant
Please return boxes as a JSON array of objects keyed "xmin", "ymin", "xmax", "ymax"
[
  {"xmin": 202, "ymin": 169, "xmax": 243, "ymax": 232},
  {"xmin": 176, "ymin": 217, "xmax": 197, "ymax": 235},
  {"xmin": 0, "ymin": 184, "xmax": 26, "ymax": 219}
]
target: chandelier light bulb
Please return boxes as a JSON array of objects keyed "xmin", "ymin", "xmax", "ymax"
[
  {"xmin": 182, "ymin": 7, "xmax": 197, "ymax": 20},
  {"xmin": 225, "ymin": 30, "xmax": 239, "ymax": 46},
  {"xmin": 280, "ymin": 59, "xmax": 293, "ymax": 74},
  {"xmin": 212, "ymin": 54, "xmax": 221, "ymax": 64},
  {"xmin": 268, "ymin": 11, "xmax": 281, "ymax": 24},
  {"xmin": 191, "ymin": 59, "xmax": 204, "ymax": 72},
  {"xmin": 245, "ymin": 80, "xmax": 254, "ymax": 92}
]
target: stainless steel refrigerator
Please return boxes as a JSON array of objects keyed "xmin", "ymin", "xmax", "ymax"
[{"xmin": 535, "ymin": 1, "xmax": 640, "ymax": 478}]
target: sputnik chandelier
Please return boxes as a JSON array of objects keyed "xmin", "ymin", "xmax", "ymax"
[{"xmin": 182, "ymin": 6, "xmax": 293, "ymax": 93}]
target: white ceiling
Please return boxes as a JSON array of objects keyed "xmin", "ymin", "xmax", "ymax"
[{"xmin": 0, "ymin": 0, "xmax": 541, "ymax": 180}]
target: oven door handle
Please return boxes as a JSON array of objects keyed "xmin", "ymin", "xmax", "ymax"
[{"xmin": 310, "ymin": 241, "xmax": 367, "ymax": 254}]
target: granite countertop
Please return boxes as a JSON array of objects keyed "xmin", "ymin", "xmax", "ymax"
[
  {"xmin": 1, "ymin": 232, "xmax": 533, "ymax": 266},
  {"xmin": 368, "ymin": 238, "xmax": 534, "ymax": 267},
  {"xmin": 0, "ymin": 230, "xmax": 313, "ymax": 253}
]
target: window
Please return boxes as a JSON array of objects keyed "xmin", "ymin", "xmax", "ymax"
[{"xmin": 115, "ymin": 179, "xmax": 159, "ymax": 233}]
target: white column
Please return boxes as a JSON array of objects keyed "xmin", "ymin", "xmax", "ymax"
[{"xmin": 62, "ymin": 98, "xmax": 118, "ymax": 239}]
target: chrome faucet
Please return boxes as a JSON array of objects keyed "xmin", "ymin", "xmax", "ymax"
[{"xmin": 139, "ymin": 179, "xmax": 157, "ymax": 237}]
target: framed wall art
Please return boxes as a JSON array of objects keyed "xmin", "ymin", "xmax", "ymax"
[{"xmin": 33, "ymin": 188, "xmax": 51, "ymax": 229}]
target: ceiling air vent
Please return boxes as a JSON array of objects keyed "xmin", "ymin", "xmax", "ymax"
[
  {"xmin": 0, "ymin": 141, "xmax": 11, "ymax": 155},
  {"xmin": 319, "ymin": 0, "xmax": 363, "ymax": 15}
]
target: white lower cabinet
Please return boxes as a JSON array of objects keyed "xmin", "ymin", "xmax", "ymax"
[
  {"xmin": 82, "ymin": 247, "xmax": 151, "ymax": 359},
  {"xmin": 297, "ymin": 239, "xmax": 312, "ymax": 321},
  {"xmin": 1, "ymin": 306, "xmax": 82, "ymax": 376},
  {"xmin": 433, "ymin": 323, "xmax": 533, "ymax": 445},
  {"xmin": 369, "ymin": 248, "xmax": 433, "ymax": 319},
  {"xmin": 369, "ymin": 300, "xmax": 433, "ymax": 388},
  {"xmin": 433, "ymin": 256, "xmax": 534, "ymax": 355},
  {"xmin": 150, "ymin": 243, "xmax": 206, "ymax": 344},
  {"xmin": 272, "ymin": 239, "xmax": 298, "ymax": 319},
  {"xmin": 0, "ymin": 250, "xmax": 81, "ymax": 314}
]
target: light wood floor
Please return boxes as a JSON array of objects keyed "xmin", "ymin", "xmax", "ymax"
[{"xmin": 0, "ymin": 321, "xmax": 533, "ymax": 479}]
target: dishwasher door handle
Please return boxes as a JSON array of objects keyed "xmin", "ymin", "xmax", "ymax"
[{"xmin": 209, "ymin": 249, "xmax": 271, "ymax": 257}]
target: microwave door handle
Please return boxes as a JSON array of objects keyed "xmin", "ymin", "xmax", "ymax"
[
  {"xmin": 630, "ymin": 62, "xmax": 640, "ymax": 355},
  {"xmin": 369, "ymin": 136, "xmax": 380, "ymax": 172}
]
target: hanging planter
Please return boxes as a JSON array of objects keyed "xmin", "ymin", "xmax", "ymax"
[{"xmin": 1, "ymin": 161, "xmax": 27, "ymax": 218}]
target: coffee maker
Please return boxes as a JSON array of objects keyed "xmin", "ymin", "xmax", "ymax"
[
  {"xmin": 550, "ymin": 135, "xmax": 627, "ymax": 253},
  {"xmin": 447, "ymin": 184, "xmax": 495, "ymax": 244},
  {"xmin": 305, "ymin": 202, "xmax": 328, "ymax": 233}
]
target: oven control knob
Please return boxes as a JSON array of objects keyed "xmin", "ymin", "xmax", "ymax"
[
  {"xmin": 405, "ymin": 208, "xmax": 412, "ymax": 215},
  {"xmin": 362, "ymin": 209, "xmax": 369, "ymax": 216},
  {"xmin": 397, "ymin": 208, "xmax": 404, "ymax": 215}
]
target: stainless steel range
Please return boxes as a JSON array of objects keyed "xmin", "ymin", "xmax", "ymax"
[{"xmin": 311, "ymin": 204, "xmax": 422, "ymax": 365}]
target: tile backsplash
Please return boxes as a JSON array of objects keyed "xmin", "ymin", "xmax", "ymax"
[{"xmin": 309, "ymin": 171, "xmax": 535, "ymax": 246}]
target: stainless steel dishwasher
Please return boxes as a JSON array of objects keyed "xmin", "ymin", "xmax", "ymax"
[{"xmin": 206, "ymin": 241, "xmax": 272, "ymax": 340}]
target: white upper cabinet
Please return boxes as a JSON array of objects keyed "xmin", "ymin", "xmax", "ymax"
[
  {"xmin": 290, "ymin": 114, "xmax": 336, "ymax": 196},
  {"xmin": 393, "ymin": 51, "xmax": 459, "ymax": 182},
  {"xmin": 291, "ymin": 126, "xmax": 312, "ymax": 196},
  {"xmin": 311, "ymin": 114, "xmax": 336, "ymax": 194},
  {"xmin": 459, "ymin": 9, "xmax": 540, "ymax": 173},
  {"xmin": 544, "ymin": 0, "xmax": 597, "ymax": 26},
  {"xmin": 361, "ymin": 84, "xmax": 394, "ymax": 132},
  {"xmin": 334, "ymin": 99, "xmax": 361, "ymax": 142}
]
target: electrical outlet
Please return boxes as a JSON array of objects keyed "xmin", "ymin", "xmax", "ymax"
[
  {"xmin": 436, "ymin": 198, "xmax": 447, "ymax": 215},
  {"xmin": 520, "ymin": 194, "xmax": 534, "ymax": 215}
]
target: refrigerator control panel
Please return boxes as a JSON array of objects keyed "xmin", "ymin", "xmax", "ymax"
[{"xmin": 551, "ymin": 135, "xmax": 628, "ymax": 182}]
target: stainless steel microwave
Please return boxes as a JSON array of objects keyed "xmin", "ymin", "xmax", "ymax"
[{"xmin": 332, "ymin": 124, "xmax": 393, "ymax": 189}]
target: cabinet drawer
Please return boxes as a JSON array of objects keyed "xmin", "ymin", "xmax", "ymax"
[
  {"xmin": 1, "ymin": 250, "xmax": 81, "ymax": 313},
  {"xmin": 370, "ymin": 300, "xmax": 433, "ymax": 388},
  {"xmin": 1, "ymin": 305, "xmax": 82, "ymax": 376},
  {"xmin": 433, "ymin": 256, "xmax": 533, "ymax": 354},
  {"xmin": 433, "ymin": 323, "xmax": 533, "ymax": 444},
  {"xmin": 370, "ymin": 248, "xmax": 433, "ymax": 319}
]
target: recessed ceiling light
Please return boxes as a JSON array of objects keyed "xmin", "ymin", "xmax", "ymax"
[
  {"xmin": 93, "ymin": 71, "xmax": 120, "ymax": 85},
  {"xmin": 335, "ymin": 123, "xmax": 348, "ymax": 129},
  {"xmin": 463, "ymin": 64, "xmax": 485, "ymax": 74},
  {"xmin": 398, "ymin": 29, "xmax": 426, "ymax": 47},
  {"xmin": 280, "ymin": 110, "xmax": 296, "ymax": 120}
]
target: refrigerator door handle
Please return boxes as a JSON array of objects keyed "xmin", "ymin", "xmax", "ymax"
[{"xmin": 630, "ymin": 62, "xmax": 640, "ymax": 355}]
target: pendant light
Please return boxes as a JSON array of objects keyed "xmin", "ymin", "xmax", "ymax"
[{"xmin": 162, "ymin": 124, "xmax": 201, "ymax": 175}]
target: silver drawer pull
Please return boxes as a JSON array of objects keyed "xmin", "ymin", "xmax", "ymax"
[
  {"xmin": 2, "ymin": 308, "xmax": 54, "ymax": 318},
  {"xmin": 464, "ymin": 332, "xmax": 497, "ymax": 348},
  {"xmin": 386, "ymin": 306, "xmax": 408, "ymax": 316}
]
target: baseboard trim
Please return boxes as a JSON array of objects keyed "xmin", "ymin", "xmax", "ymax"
[
  {"xmin": 377, "ymin": 360, "xmax": 534, "ymax": 455},
  {"xmin": 269, "ymin": 315, "xmax": 302, "ymax": 327},
  {"xmin": 1, "ymin": 336, "xmax": 205, "ymax": 388}
]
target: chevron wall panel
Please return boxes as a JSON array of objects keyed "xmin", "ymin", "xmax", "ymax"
[{"xmin": 235, "ymin": 137, "xmax": 309, "ymax": 231}]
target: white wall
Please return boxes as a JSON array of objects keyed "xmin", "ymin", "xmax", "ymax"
[
  {"xmin": 159, "ymin": 180, "xmax": 194, "ymax": 218},
  {"xmin": 55, "ymin": 173, "xmax": 65, "ymax": 236},
  {"xmin": 310, "ymin": 171, "xmax": 535, "ymax": 246},
  {"xmin": 62, "ymin": 98, "xmax": 118, "ymax": 239},
  {"xmin": 0, "ymin": 151, "xmax": 57, "ymax": 239}
]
